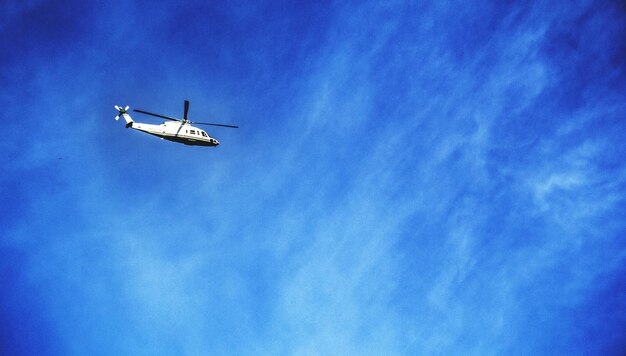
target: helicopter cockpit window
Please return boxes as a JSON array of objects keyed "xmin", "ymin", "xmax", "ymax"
[{"xmin": 202, "ymin": 132, "xmax": 207, "ymax": 137}]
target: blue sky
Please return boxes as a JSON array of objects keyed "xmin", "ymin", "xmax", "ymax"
[{"xmin": 1, "ymin": 0, "xmax": 625, "ymax": 355}]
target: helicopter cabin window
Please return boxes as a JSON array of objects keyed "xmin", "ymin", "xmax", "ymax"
[
  {"xmin": 202, "ymin": 131, "xmax": 208, "ymax": 137},
  {"xmin": 190, "ymin": 130, "xmax": 196, "ymax": 135}
]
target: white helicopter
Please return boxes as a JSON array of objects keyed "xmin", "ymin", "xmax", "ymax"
[{"xmin": 114, "ymin": 100, "xmax": 237, "ymax": 146}]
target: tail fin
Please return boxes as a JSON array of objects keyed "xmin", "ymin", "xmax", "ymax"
[{"xmin": 114, "ymin": 105, "xmax": 134, "ymax": 128}]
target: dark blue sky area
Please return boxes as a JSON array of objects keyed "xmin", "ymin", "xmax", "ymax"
[{"xmin": 1, "ymin": 1, "xmax": 625, "ymax": 355}]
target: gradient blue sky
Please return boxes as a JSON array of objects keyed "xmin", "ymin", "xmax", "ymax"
[{"xmin": 1, "ymin": 1, "xmax": 626, "ymax": 355}]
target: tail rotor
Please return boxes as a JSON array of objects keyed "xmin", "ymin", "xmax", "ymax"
[
  {"xmin": 114, "ymin": 105, "xmax": 130, "ymax": 120},
  {"xmin": 114, "ymin": 105, "xmax": 134, "ymax": 127}
]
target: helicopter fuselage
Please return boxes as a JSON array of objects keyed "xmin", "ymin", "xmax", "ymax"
[
  {"xmin": 129, "ymin": 121, "xmax": 219, "ymax": 146},
  {"xmin": 115, "ymin": 101, "xmax": 237, "ymax": 146}
]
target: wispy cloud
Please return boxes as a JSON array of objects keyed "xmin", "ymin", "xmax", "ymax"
[{"xmin": 1, "ymin": 0, "xmax": 625, "ymax": 355}]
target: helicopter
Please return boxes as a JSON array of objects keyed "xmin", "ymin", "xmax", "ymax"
[{"xmin": 114, "ymin": 100, "xmax": 237, "ymax": 146}]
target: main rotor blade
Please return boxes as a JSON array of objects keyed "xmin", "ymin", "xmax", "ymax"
[
  {"xmin": 190, "ymin": 121, "xmax": 239, "ymax": 128},
  {"xmin": 184, "ymin": 100, "xmax": 189, "ymax": 121},
  {"xmin": 133, "ymin": 109, "xmax": 180, "ymax": 121}
]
